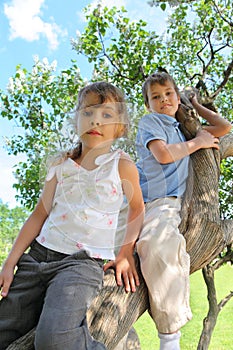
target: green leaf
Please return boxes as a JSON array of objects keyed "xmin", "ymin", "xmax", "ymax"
[{"xmin": 160, "ymin": 3, "xmax": 166, "ymax": 11}]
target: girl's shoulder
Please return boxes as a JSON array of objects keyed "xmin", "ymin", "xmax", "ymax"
[
  {"xmin": 45, "ymin": 158, "xmax": 71, "ymax": 182},
  {"xmin": 114, "ymin": 149, "xmax": 133, "ymax": 164},
  {"xmin": 117, "ymin": 150, "xmax": 135, "ymax": 170},
  {"xmin": 95, "ymin": 149, "xmax": 131, "ymax": 166}
]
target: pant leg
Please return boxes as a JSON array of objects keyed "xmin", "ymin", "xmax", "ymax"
[
  {"xmin": 0, "ymin": 253, "xmax": 46, "ymax": 350},
  {"xmin": 136, "ymin": 198, "xmax": 192, "ymax": 333},
  {"xmin": 35, "ymin": 251, "xmax": 106, "ymax": 350}
]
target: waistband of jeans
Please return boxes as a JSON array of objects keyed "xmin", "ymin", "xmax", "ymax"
[{"xmin": 30, "ymin": 239, "xmax": 104, "ymax": 264}]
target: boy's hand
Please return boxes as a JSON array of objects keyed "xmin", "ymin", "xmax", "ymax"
[
  {"xmin": 195, "ymin": 129, "xmax": 220, "ymax": 149},
  {"xmin": 0, "ymin": 264, "xmax": 15, "ymax": 297},
  {"xmin": 104, "ymin": 253, "xmax": 140, "ymax": 293},
  {"xmin": 189, "ymin": 92, "xmax": 198, "ymax": 104}
]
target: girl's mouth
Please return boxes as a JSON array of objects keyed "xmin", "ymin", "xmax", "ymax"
[{"xmin": 87, "ymin": 129, "xmax": 102, "ymax": 136}]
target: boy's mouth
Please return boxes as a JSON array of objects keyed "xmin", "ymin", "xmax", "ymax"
[{"xmin": 161, "ymin": 104, "xmax": 172, "ymax": 109}]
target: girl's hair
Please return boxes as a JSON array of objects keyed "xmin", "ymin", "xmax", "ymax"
[
  {"xmin": 68, "ymin": 81, "xmax": 129, "ymax": 160},
  {"xmin": 142, "ymin": 72, "xmax": 180, "ymax": 108}
]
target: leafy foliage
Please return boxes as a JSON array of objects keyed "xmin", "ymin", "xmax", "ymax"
[
  {"xmin": 0, "ymin": 0, "xmax": 232, "ymax": 213},
  {"xmin": 219, "ymin": 159, "xmax": 233, "ymax": 219},
  {"xmin": 0, "ymin": 200, "xmax": 28, "ymax": 266},
  {"xmin": 1, "ymin": 58, "xmax": 84, "ymax": 210}
]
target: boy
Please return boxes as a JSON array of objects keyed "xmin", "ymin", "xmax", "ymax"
[{"xmin": 135, "ymin": 71, "xmax": 231, "ymax": 350}]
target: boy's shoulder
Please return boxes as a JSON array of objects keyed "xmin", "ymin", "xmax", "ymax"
[
  {"xmin": 138, "ymin": 113, "xmax": 166, "ymax": 130},
  {"xmin": 140, "ymin": 112, "xmax": 177, "ymax": 126}
]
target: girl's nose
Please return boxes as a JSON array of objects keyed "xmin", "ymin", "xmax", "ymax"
[
  {"xmin": 91, "ymin": 120, "xmax": 100, "ymax": 126},
  {"xmin": 90, "ymin": 111, "xmax": 101, "ymax": 126}
]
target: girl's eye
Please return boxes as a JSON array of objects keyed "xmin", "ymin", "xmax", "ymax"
[
  {"xmin": 82, "ymin": 110, "xmax": 92, "ymax": 117},
  {"xmin": 103, "ymin": 113, "xmax": 113, "ymax": 119},
  {"xmin": 153, "ymin": 95, "xmax": 159, "ymax": 100}
]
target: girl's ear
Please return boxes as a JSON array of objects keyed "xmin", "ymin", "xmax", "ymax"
[{"xmin": 115, "ymin": 123, "xmax": 126, "ymax": 138}]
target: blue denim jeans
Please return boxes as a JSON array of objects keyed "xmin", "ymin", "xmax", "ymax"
[{"xmin": 0, "ymin": 240, "xmax": 106, "ymax": 350}]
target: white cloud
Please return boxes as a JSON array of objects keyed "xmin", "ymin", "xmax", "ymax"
[{"xmin": 4, "ymin": 0, "xmax": 67, "ymax": 50}]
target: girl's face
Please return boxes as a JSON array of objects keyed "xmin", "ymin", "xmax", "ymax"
[
  {"xmin": 147, "ymin": 81, "xmax": 180, "ymax": 118},
  {"xmin": 77, "ymin": 92, "xmax": 125, "ymax": 151}
]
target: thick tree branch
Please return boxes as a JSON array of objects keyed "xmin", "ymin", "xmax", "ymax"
[{"xmin": 211, "ymin": 60, "xmax": 233, "ymax": 99}]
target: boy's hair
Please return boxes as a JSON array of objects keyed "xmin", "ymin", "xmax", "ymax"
[
  {"xmin": 142, "ymin": 72, "xmax": 180, "ymax": 108},
  {"xmin": 76, "ymin": 81, "xmax": 129, "ymax": 136}
]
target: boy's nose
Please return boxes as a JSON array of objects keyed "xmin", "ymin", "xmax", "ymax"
[{"xmin": 160, "ymin": 95, "xmax": 167, "ymax": 102}]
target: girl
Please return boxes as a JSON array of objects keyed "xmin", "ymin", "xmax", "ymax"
[{"xmin": 0, "ymin": 82, "xmax": 144, "ymax": 350}]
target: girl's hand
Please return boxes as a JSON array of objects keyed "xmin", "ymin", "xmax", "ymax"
[
  {"xmin": 104, "ymin": 254, "xmax": 140, "ymax": 293},
  {"xmin": 0, "ymin": 264, "xmax": 15, "ymax": 298}
]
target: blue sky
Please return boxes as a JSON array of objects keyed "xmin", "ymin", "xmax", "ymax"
[{"xmin": 0, "ymin": 0, "xmax": 167, "ymax": 208}]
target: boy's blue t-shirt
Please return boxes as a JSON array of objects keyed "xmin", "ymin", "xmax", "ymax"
[{"xmin": 136, "ymin": 113, "xmax": 190, "ymax": 202}]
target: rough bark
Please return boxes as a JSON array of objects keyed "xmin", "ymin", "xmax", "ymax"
[{"xmin": 7, "ymin": 94, "xmax": 233, "ymax": 349}]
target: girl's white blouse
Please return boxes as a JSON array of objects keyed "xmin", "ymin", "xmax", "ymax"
[{"xmin": 36, "ymin": 150, "xmax": 128, "ymax": 260}]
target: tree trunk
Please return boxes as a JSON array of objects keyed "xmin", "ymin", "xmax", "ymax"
[
  {"xmin": 6, "ymin": 97, "xmax": 233, "ymax": 350},
  {"xmin": 197, "ymin": 249, "xmax": 233, "ymax": 350},
  {"xmin": 197, "ymin": 266, "xmax": 219, "ymax": 350}
]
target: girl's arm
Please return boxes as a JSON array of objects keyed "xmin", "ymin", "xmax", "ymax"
[
  {"xmin": 190, "ymin": 94, "xmax": 232, "ymax": 137},
  {"xmin": 0, "ymin": 175, "xmax": 57, "ymax": 297},
  {"xmin": 104, "ymin": 156, "xmax": 144, "ymax": 293},
  {"xmin": 149, "ymin": 128, "xmax": 220, "ymax": 164}
]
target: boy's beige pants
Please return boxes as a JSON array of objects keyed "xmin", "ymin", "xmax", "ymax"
[
  {"xmin": 137, "ymin": 197, "xmax": 192, "ymax": 333},
  {"xmin": 116, "ymin": 197, "xmax": 192, "ymax": 334}
]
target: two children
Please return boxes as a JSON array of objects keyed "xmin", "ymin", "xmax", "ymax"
[
  {"xmin": 135, "ymin": 71, "xmax": 231, "ymax": 350},
  {"xmin": 1, "ymin": 74, "xmax": 231, "ymax": 350},
  {"xmin": 0, "ymin": 82, "xmax": 144, "ymax": 350}
]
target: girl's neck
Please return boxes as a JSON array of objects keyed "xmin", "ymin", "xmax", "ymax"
[{"xmin": 75, "ymin": 145, "xmax": 112, "ymax": 170}]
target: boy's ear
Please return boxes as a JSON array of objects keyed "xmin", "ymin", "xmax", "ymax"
[{"xmin": 145, "ymin": 104, "xmax": 152, "ymax": 112}]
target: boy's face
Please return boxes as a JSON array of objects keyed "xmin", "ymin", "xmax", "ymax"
[{"xmin": 146, "ymin": 81, "xmax": 180, "ymax": 118}]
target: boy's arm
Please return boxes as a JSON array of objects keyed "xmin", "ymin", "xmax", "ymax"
[
  {"xmin": 0, "ymin": 175, "xmax": 57, "ymax": 297},
  {"xmin": 190, "ymin": 94, "xmax": 232, "ymax": 137},
  {"xmin": 104, "ymin": 156, "xmax": 144, "ymax": 293},
  {"xmin": 149, "ymin": 128, "xmax": 220, "ymax": 164}
]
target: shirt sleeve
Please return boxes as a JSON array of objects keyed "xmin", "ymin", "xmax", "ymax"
[
  {"xmin": 138, "ymin": 114, "xmax": 167, "ymax": 149},
  {"xmin": 45, "ymin": 165, "xmax": 57, "ymax": 182}
]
